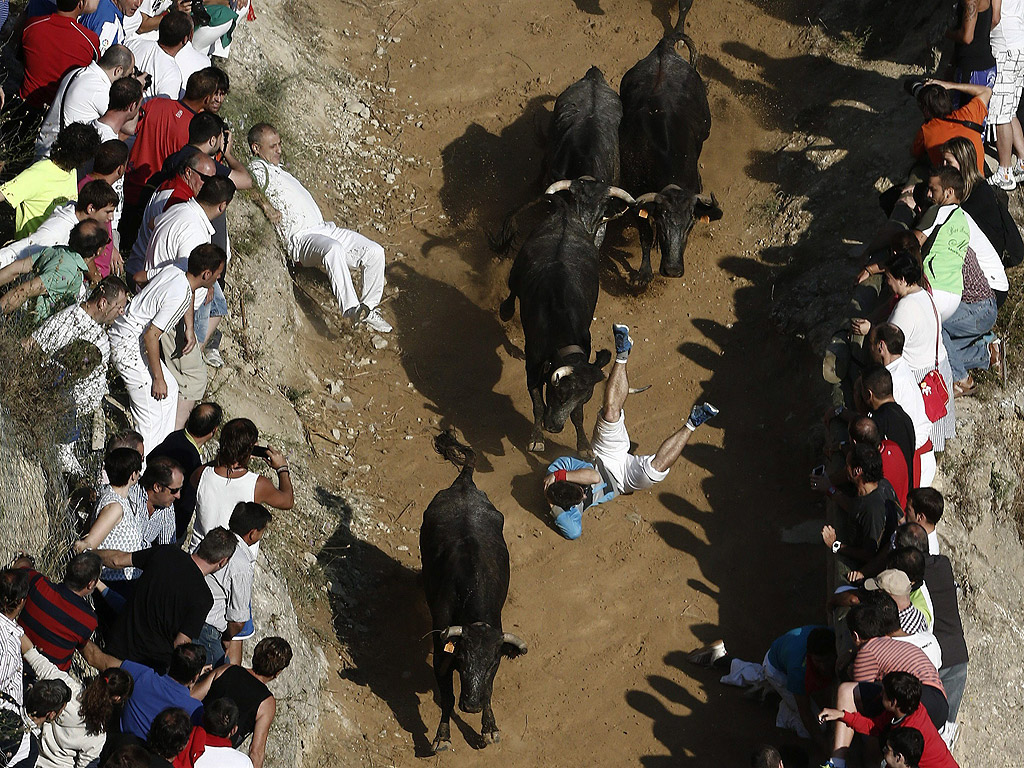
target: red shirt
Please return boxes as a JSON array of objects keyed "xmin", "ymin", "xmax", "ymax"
[
  {"xmin": 124, "ymin": 98, "xmax": 196, "ymax": 205},
  {"xmin": 852, "ymin": 637, "xmax": 945, "ymax": 695},
  {"xmin": 20, "ymin": 14, "xmax": 99, "ymax": 108},
  {"xmin": 879, "ymin": 439, "xmax": 909, "ymax": 508},
  {"xmin": 842, "ymin": 703, "xmax": 959, "ymax": 768},
  {"xmin": 79, "ymin": 174, "xmax": 115, "ymax": 276},
  {"xmin": 18, "ymin": 569, "xmax": 97, "ymax": 671},
  {"xmin": 160, "ymin": 174, "xmax": 197, "ymax": 209}
]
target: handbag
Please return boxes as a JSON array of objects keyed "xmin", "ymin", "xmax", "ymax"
[{"xmin": 919, "ymin": 292, "xmax": 949, "ymax": 422}]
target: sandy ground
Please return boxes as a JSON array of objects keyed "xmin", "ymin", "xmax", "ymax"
[{"xmin": 295, "ymin": 0, "xmax": 836, "ymax": 764}]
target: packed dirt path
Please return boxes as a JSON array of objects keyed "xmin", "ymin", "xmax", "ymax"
[{"xmin": 309, "ymin": 0, "xmax": 833, "ymax": 764}]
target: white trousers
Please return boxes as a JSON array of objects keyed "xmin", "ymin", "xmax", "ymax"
[
  {"xmin": 290, "ymin": 223, "xmax": 385, "ymax": 313},
  {"xmin": 721, "ymin": 653, "xmax": 811, "ymax": 739},
  {"xmin": 111, "ymin": 337, "xmax": 178, "ymax": 456}
]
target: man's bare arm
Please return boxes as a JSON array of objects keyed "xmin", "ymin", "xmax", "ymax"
[{"xmin": 947, "ymin": 0, "xmax": 980, "ymax": 43}]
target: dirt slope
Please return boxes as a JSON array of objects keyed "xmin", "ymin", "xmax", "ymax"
[{"xmin": 287, "ymin": 0, "xmax": 842, "ymax": 765}]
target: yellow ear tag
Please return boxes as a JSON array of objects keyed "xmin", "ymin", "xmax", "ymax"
[
  {"xmin": 699, "ymin": 215, "xmax": 710, "ymax": 224},
  {"xmin": 443, "ymin": 641, "xmax": 455, "ymax": 653},
  {"xmin": 638, "ymin": 208, "xmax": 648, "ymax": 218}
]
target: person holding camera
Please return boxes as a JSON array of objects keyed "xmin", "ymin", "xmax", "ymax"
[{"xmin": 910, "ymin": 78, "xmax": 991, "ymax": 177}]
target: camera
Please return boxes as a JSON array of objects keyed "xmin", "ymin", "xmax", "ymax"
[
  {"xmin": 191, "ymin": 0, "xmax": 211, "ymax": 27},
  {"xmin": 133, "ymin": 67, "xmax": 152, "ymax": 92},
  {"xmin": 904, "ymin": 76, "xmax": 929, "ymax": 99},
  {"xmin": 252, "ymin": 446, "xmax": 270, "ymax": 458}
]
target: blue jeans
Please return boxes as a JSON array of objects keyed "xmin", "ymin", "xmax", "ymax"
[
  {"xmin": 197, "ymin": 622, "xmax": 227, "ymax": 668},
  {"xmin": 939, "ymin": 661, "xmax": 969, "ymax": 722},
  {"xmin": 194, "ymin": 281, "xmax": 227, "ymax": 347},
  {"xmin": 941, "ymin": 297, "xmax": 997, "ymax": 381}
]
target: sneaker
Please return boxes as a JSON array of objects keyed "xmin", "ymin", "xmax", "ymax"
[
  {"xmin": 203, "ymin": 348, "xmax": 224, "ymax": 368},
  {"xmin": 612, "ymin": 323, "xmax": 632, "ymax": 362},
  {"xmin": 685, "ymin": 402, "xmax": 720, "ymax": 430},
  {"xmin": 988, "ymin": 336, "xmax": 1006, "ymax": 385},
  {"xmin": 1013, "ymin": 160, "xmax": 1024, "ymax": 182},
  {"xmin": 989, "ymin": 166, "xmax": 1017, "ymax": 191},
  {"xmin": 686, "ymin": 640, "xmax": 727, "ymax": 667},
  {"xmin": 57, "ymin": 443, "xmax": 86, "ymax": 477},
  {"xmin": 362, "ymin": 308, "xmax": 393, "ymax": 334},
  {"xmin": 233, "ymin": 614, "xmax": 255, "ymax": 640}
]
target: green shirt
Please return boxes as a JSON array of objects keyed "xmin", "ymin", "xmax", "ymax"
[
  {"xmin": 202, "ymin": 4, "xmax": 238, "ymax": 46},
  {"xmin": 0, "ymin": 159, "xmax": 78, "ymax": 238},
  {"xmin": 31, "ymin": 246, "xmax": 89, "ymax": 321},
  {"xmin": 909, "ymin": 587, "xmax": 933, "ymax": 627},
  {"xmin": 921, "ymin": 205, "xmax": 968, "ymax": 296}
]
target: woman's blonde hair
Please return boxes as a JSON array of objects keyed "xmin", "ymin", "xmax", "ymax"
[{"xmin": 941, "ymin": 137, "xmax": 984, "ymax": 199}]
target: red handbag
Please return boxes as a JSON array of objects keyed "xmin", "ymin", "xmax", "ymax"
[{"xmin": 919, "ymin": 293, "xmax": 949, "ymax": 422}]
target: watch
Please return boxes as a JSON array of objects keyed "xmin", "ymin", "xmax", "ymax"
[{"xmin": 831, "ymin": 540, "xmax": 842, "ymax": 554}]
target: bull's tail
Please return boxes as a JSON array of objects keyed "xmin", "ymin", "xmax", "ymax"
[
  {"xmin": 670, "ymin": 0, "xmax": 698, "ymax": 67},
  {"xmin": 433, "ymin": 428, "xmax": 478, "ymax": 482},
  {"xmin": 488, "ymin": 206, "xmax": 525, "ymax": 257}
]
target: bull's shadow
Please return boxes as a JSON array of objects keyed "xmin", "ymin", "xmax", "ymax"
[{"xmin": 314, "ymin": 487, "xmax": 434, "ymax": 755}]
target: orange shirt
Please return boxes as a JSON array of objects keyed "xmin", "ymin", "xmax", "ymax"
[{"xmin": 912, "ymin": 96, "xmax": 987, "ymax": 173}]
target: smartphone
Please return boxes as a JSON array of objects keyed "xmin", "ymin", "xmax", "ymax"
[
  {"xmin": 811, "ymin": 464, "xmax": 825, "ymax": 476},
  {"xmin": 252, "ymin": 446, "xmax": 270, "ymax": 458}
]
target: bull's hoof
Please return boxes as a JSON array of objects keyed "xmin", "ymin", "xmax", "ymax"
[
  {"xmin": 483, "ymin": 730, "xmax": 501, "ymax": 745},
  {"xmin": 635, "ymin": 269, "xmax": 653, "ymax": 287},
  {"xmin": 529, "ymin": 438, "xmax": 545, "ymax": 453},
  {"xmin": 431, "ymin": 738, "xmax": 452, "ymax": 754}
]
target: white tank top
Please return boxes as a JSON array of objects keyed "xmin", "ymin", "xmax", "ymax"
[
  {"xmin": 992, "ymin": 0, "xmax": 1024, "ymax": 52},
  {"xmin": 191, "ymin": 466, "xmax": 261, "ymax": 555}
]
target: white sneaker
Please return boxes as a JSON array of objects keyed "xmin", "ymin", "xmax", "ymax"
[
  {"xmin": 362, "ymin": 308, "xmax": 393, "ymax": 334},
  {"xmin": 57, "ymin": 443, "xmax": 86, "ymax": 477},
  {"xmin": 203, "ymin": 348, "xmax": 224, "ymax": 368},
  {"xmin": 989, "ymin": 166, "xmax": 1017, "ymax": 190},
  {"xmin": 1013, "ymin": 161, "xmax": 1024, "ymax": 182}
]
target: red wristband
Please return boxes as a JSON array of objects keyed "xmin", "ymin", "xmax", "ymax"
[{"xmin": 554, "ymin": 470, "xmax": 567, "ymax": 483}]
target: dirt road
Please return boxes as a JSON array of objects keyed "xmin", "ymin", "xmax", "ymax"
[{"xmin": 308, "ymin": 0, "xmax": 833, "ymax": 764}]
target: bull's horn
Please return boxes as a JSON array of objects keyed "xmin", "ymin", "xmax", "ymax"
[
  {"xmin": 606, "ymin": 186, "xmax": 636, "ymax": 205},
  {"xmin": 634, "ymin": 192, "xmax": 660, "ymax": 206},
  {"xmin": 501, "ymin": 633, "xmax": 528, "ymax": 652},
  {"xmin": 441, "ymin": 626, "xmax": 463, "ymax": 640},
  {"xmin": 695, "ymin": 192, "xmax": 717, "ymax": 206},
  {"xmin": 660, "ymin": 184, "xmax": 683, "ymax": 194},
  {"xmin": 550, "ymin": 365, "xmax": 573, "ymax": 384},
  {"xmin": 544, "ymin": 180, "xmax": 573, "ymax": 195},
  {"xmin": 579, "ymin": 175, "xmax": 596, "ymax": 182}
]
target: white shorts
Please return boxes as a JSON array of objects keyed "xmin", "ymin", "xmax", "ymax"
[
  {"xmin": 990, "ymin": 49, "xmax": 1024, "ymax": 124},
  {"xmin": 591, "ymin": 409, "xmax": 668, "ymax": 495}
]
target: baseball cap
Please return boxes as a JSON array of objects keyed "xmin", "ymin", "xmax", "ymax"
[{"xmin": 864, "ymin": 569, "xmax": 912, "ymax": 597}]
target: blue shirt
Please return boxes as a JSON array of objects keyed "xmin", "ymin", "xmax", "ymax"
[
  {"xmin": 546, "ymin": 456, "xmax": 617, "ymax": 540},
  {"xmin": 79, "ymin": 0, "xmax": 124, "ymax": 51},
  {"xmin": 120, "ymin": 660, "xmax": 203, "ymax": 738},
  {"xmin": 766, "ymin": 625, "xmax": 826, "ymax": 695}
]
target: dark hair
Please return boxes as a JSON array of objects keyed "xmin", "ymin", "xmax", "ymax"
[
  {"xmin": 92, "ymin": 139, "xmax": 130, "ymax": 174},
  {"xmin": 98, "ymin": 44, "xmax": 133, "ymax": 72},
  {"xmin": 184, "ymin": 67, "xmax": 221, "ymax": 100},
  {"xmin": 146, "ymin": 707, "xmax": 193, "ymax": 759},
  {"xmin": 885, "ymin": 250, "xmax": 923, "ymax": 286},
  {"xmin": 849, "ymin": 442, "xmax": 884, "ymax": 484},
  {"xmin": 77, "ymin": 180, "xmax": 119, "ymax": 213},
  {"xmin": 0, "ymin": 569, "xmax": 30, "ymax": 614},
  {"xmin": 56, "ymin": 0, "xmax": 80, "ymax": 12},
  {"xmin": 230, "ymin": 501, "xmax": 272, "ymax": 537},
  {"xmin": 545, "ymin": 480, "xmax": 585, "ymax": 510},
  {"xmin": 187, "ymin": 243, "xmax": 227, "ymax": 276},
  {"xmin": 68, "ymin": 219, "xmax": 110, "ymax": 258},
  {"xmin": 63, "ymin": 551, "xmax": 102, "ymax": 591},
  {"xmin": 931, "ymin": 166, "xmax": 965, "ymax": 201},
  {"xmin": 105, "ymin": 446, "xmax": 143, "ymax": 486},
  {"xmin": 158, "ymin": 9, "xmax": 193, "ymax": 46},
  {"xmin": 886, "ymin": 727, "xmax": 925, "ymax": 766},
  {"xmin": 88, "ymin": 275, "xmax": 129, "ymax": 306},
  {"xmin": 107, "ymin": 429, "xmax": 143, "ymax": 453},
  {"xmin": 211, "ymin": 66, "xmax": 229, "ymax": 95},
  {"xmin": 108, "ymin": 76, "xmax": 143, "ymax": 112},
  {"xmin": 848, "ymin": 602, "xmax": 887, "ymax": 641},
  {"xmin": 888, "ymin": 547, "xmax": 926, "ymax": 586},
  {"xmin": 861, "ymin": 366, "xmax": 895, "ymax": 400},
  {"xmin": 50, "ymin": 122, "xmax": 101, "ymax": 172},
  {"xmin": 870, "ymin": 322, "xmax": 905, "ymax": 356},
  {"xmin": 188, "ymin": 111, "xmax": 225, "ymax": 146},
  {"xmin": 79, "ymin": 667, "xmax": 133, "ymax": 735},
  {"xmin": 860, "ymin": 589, "xmax": 901, "ymax": 633},
  {"xmin": 247, "ymin": 122, "xmax": 277, "ymax": 150},
  {"xmin": 883, "ymin": 671, "xmax": 922, "ymax": 715},
  {"xmin": 196, "ymin": 175, "xmax": 235, "ymax": 206},
  {"xmin": 806, "ymin": 627, "xmax": 836, "ymax": 658},
  {"xmin": 105, "ymin": 744, "xmax": 151, "ymax": 768},
  {"xmin": 894, "ymin": 522, "xmax": 929, "ymax": 555},
  {"xmin": 849, "ymin": 416, "xmax": 881, "ymax": 448},
  {"xmin": 196, "ymin": 527, "xmax": 237, "ymax": 564},
  {"xmin": 186, "ymin": 402, "xmax": 223, "ymax": 437},
  {"xmin": 202, "ymin": 697, "xmax": 239, "ymax": 738},
  {"xmin": 25, "ymin": 678, "xmax": 72, "ymax": 718},
  {"xmin": 750, "ymin": 745, "xmax": 783, "ymax": 768},
  {"xmin": 167, "ymin": 643, "xmax": 206, "ymax": 685},
  {"xmin": 216, "ymin": 417, "xmax": 259, "ymax": 467},
  {"xmin": 917, "ymin": 83, "xmax": 953, "ymax": 119},
  {"xmin": 907, "ymin": 487, "xmax": 943, "ymax": 525},
  {"xmin": 252, "ymin": 636, "xmax": 293, "ymax": 677},
  {"xmin": 141, "ymin": 454, "xmax": 182, "ymax": 492}
]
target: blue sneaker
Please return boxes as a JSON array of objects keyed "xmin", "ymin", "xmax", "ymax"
[
  {"xmin": 686, "ymin": 402, "xmax": 719, "ymax": 430},
  {"xmin": 612, "ymin": 323, "xmax": 632, "ymax": 362}
]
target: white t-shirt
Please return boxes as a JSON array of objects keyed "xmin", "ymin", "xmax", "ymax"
[
  {"xmin": 927, "ymin": 529, "xmax": 940, "ymax": 555},
  {"xmin": 143, "ymin": 197, "xmax": 214, "ymax": 275},
  {"xmin": 127, "ymin": 37, "xmax": 184, "ymax": 101},
  {"xmin": 961, "ymin": 209, "xmax": 1009, "ymax": 292},
  {"xmin": 894, "ymin": 630, "xmax": 943, "ymax": 670},
  {"xmin": 191, "ymin": 466, "xmax": 261, "ymax": 555},
  {"xmin": 0, "ymin": 203, "xmax": 78, "ymax": 268},
  {"xmin": 886, "ymin": 356, "xmax": 931, "ymax": 450},
  {"xmin": 126, "ymin": 186, "xmax": 176, "ymax": 274},
  {"xmin": 123, "ymin": 0, "xmax": 174, "ymax": 39},
  {"xmin": 36, "ymin": 62, "xmax": 112, "ymax": 158},
  {"xmin": 250, "ymin": 157, "xmax": 324, "ymax": 247},
  {"xmin": 888, "ymin": 290, "xmax": 948, "ymax": 371},
  {"xmin": 92, "ymin": 119, "xmax": 119, "ymax": 143},
  {"xmin": 109, "ymin": 265, "xmax": 192, "ymax": 349},
  {"xmin": 175, "ymin": 43, "xmax": 212, "ymax": 97},
  {"xmin": 194, "ymin": 746, "xmax": 253, "ymax": 768},
  {"xmin": 33, "ymin": 303, "xmax": 110, "ymax": 412},
  {"xmin": 992, "ymin": 0, "xmax": 1024, "ymax": 52}
]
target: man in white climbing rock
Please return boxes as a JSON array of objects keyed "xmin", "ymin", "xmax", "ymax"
[{"xmin": 246, "ymin": 122, "xmax": 392, "ymax": 334}]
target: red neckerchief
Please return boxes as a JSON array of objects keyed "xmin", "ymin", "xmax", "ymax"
[{"xmin": 172, "ymin": 726, "xmax": 233, "ymax": 768}]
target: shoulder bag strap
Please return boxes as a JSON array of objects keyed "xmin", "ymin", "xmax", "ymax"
[
  {"xmin": 935, "ymin": 115, "xmax": 984, "ymax": 134},
  {"xmin": 59, "ymin": 67, "xmax": 88, "ymax": 133},
  {"xmin": 925, "ymin": 291, "xmax": 941, "ymax": 368}
]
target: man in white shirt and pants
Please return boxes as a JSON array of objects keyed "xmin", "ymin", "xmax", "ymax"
[
  {"xmin": 247, "ymin": 122, "xmax": 392, "ymax": 333},
  {"xmin": 127, "ymin": 10, "xmax": 190, "ymax": 101}
]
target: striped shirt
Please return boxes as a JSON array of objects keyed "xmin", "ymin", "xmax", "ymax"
[
  {"xmin": 95, "ymin": 485, "xmax": 146, "ymax": 581},
  {"xmin": 0, "ymin": 613, "xmax": 24, "ymax": 710},
  {"xmin": 18, "ymin": 570, "xmax": 97, "ymax": 671},
  {"xmin": 852, "ymin": 636, "xmax": 946, "ymax": 694},
  {"xmin": 899, "ymin": 603, "xmax": 928, "ymax": 635}
]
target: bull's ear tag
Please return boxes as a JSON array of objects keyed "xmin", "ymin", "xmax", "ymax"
[
  {"xmin": 638, "ymin": 209, "xmax": 648, "ymax": 219},
  {"xmin": 699, "ymin": 215, "xmax": 710, "ymax": 223},
  {"xmin": 443, "ymin": 641, "xmax": 455, "ymax": 654}
]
